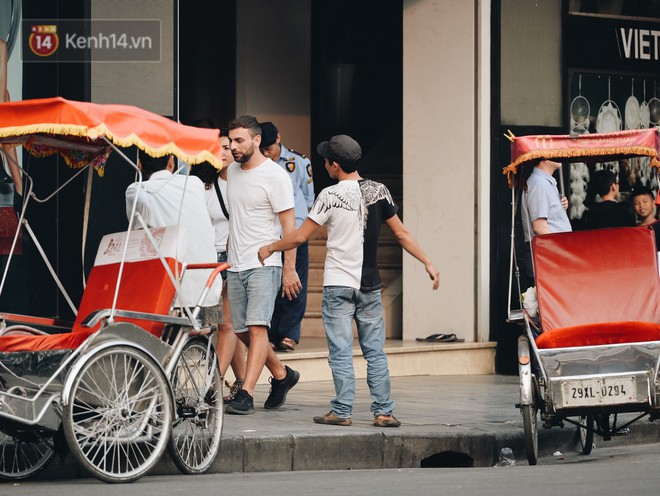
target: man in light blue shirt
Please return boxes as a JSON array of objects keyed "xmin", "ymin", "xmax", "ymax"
[
  {"xmin": 260, "ymin": 122, "xmax": 315, "ymax": 351},
  {"xmin": 522, "ymin": 159, "xmax": 572, "ymax": 242},
  {"xmin": 520, "ymin": 158, "xmax": 572, "ymax": 290}
]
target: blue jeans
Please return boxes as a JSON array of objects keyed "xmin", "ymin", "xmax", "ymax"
[
  {"xmin": 218, "ymin": 251, "xmax": 228, "ymax": 280},
  {"xmin": 322, "ymin": 286, "xmax": 394, "ymax": 418}
]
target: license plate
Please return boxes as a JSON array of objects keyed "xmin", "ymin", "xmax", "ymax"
[{"xmin": 560, "ymin": 377, "xmax": 637, "ymax": 408}]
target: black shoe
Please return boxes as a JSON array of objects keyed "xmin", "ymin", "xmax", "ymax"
[
  {"xmin": 225, "ymin": 389, "xmax": 255, "ymax": 415},
  {"xmin": 264, "ymin": 366, "xmax": 300, "ymax": 410}
]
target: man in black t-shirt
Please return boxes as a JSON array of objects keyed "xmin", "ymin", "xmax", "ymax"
[
  {"xmin": 583, "ymin": 169, "xmax": 635, "ymax": 229},
  {"xmin": 257, "ymin": 134, "xmax": 440, "ymax": 428}
]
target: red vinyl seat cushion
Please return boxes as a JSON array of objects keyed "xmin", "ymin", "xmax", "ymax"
[
  {"xmin": 536, "ymin": 321, "xmax": 660, "ymax": 349},
  {"xmin": 0, "ymin": 258, "xmax": 178, "ymax": 352},
  {"xmin": 532, "ymin": 227, "xmax": 660, "ymax": 349}
]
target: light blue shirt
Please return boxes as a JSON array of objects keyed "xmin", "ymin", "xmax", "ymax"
[
  {"xmin": 522, "ymin": 168, "xmax": 572, "ymax": 242},
  {"xmin": 276, "ymin": 144, "xmax": 315, "ymax": 227}
]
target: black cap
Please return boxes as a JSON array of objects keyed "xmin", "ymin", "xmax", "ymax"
[
  {"xmin": 260, "ymin": 122, "xmax": 278, "ymax": 147},
  {"xmin": 316, "ymin": 134, "xmax": 362, "ymax": 165}
]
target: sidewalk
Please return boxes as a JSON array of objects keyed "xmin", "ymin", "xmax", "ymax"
[{"xmin": 40, "ymin": 374, "xmax": 660, "ymax": 479}]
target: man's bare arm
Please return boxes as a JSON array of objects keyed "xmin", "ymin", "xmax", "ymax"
[
  {"xmin": 384, "ymin": 214, "xmax": 440, "ymax": 290},
  {"xmin": 277, "ymin": 208, "xmax": 302, "ymax": 300},
  {"xmin": 531, "ymin": 218, "xmax": 551, "ymax": 235}
]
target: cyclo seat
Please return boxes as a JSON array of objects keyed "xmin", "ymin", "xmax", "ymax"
[
  {"xmin": 0, "ymin": 227, "xmax": 183, "ymax": 352},
  {"xmin": 533, "ymin": 227, "xmax": 660, "ymax": 349}
]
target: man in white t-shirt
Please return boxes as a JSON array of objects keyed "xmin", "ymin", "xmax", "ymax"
[
  {"xmin": 258, "ymin": 134, "xmax": 440, "ymax": 428},
  {"xmin": 224, "ymin": 115, "xmax": 301, "ymax": 415}
]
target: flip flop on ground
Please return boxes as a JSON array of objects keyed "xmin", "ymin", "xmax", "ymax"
[{"xmin": 415, "ymin": 333, "xmax": 465, "ymax": 343}]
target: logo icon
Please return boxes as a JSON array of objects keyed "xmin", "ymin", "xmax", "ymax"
[{"xmin": 29, "ymin": 25, "xmax": 59, "ymax": 57}]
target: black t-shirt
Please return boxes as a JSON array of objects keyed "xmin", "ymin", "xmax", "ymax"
[{"xmin": 583, "ymin": 201, "xmax": 634, "ymax": 230}]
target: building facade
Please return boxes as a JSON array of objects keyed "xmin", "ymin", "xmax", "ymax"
[{"xmin": 2, "ymin": 0, "xmax": 658, "ymax": 373}]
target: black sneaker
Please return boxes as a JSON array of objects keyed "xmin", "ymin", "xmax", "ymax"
[
  {"xmin": 225, "ymin": 389, "xmax": 255, "ymax": 415},
  {"xmin": 264, "ymin": 366, "xmax": 300, "ymax": 409}
]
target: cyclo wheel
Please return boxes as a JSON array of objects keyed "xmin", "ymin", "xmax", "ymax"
[
  {"xmin": 168, "ymin": 336, "xmax": 223, "ymax": 474},
  {"xmin": 578, "ymin": 415, "xmax": 594, "ymax": 455},
  {"xmin": 62, "ymin": 346, "xmax": 172, "ymax": 483},
  {"xmin": 0, "ymin": 429, "xmax": 55, "ymax": 480},
  {"xmin": 521, "ymin": 404, "xmax": 539, "ymax": 465},
  {"xmin": 518, "ymin": 335, "xmax": 538, "ymax": 465}
]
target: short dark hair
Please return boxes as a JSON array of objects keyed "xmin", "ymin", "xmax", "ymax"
[
  {"xmin": 591, "ymin": 169, "xmax": 616, "ymax": 197},
  {"xmin": 228, "ymin": 115, "xmax": 261, "ymax": 138},
  {"xmin": 632, "ymin": 185, "xmax": 654, "ymax": 201},
  {"xmin": 220, "ymin": 127, "xmax": 229, "ymax": 137},
  {"xmin": 336, "ymin": 161, "xmax": 358, "ymax": 174},
  {"xmin": 138, "ymin": 151, "xmax": 171, "ymax": 179}
]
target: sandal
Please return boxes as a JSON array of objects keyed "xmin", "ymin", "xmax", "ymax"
[
  {"xmin": 223, "ymin": 379, "xmax": 243, "ymax": 405},
  {"xmin": 416, "ymin": 333, "xmax": 464, "ymax": 343},
  {"xmin": 373, "ymin": 415, "xmax": 401, "ymax": 427},
  {"xmin": 278, "ymin": 337, "xmax": 297, "ymax": 351}
]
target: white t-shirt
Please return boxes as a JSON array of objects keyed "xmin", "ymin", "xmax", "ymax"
[
  {"xmin": 125, "ymin": 169, "xmax": 220, "ymax": 307},
  {"xmin": 308, "ymin": 179, "xmax": 397, "ymax": 291},
  {"xmin": 203, "ymin": 176, "xmax": 229, "ymax": 253},
  {"xmin": 226, "ymin": 159, "xmax": 294, "ymax": 272}
]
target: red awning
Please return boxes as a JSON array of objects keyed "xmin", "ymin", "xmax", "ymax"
[
  {"xmin": 503, "ymin": 128, "xmax": 660, "ymax": 186},
  {"xmin": 0, "ymin": 97, "xmax": 222, "ymax": 174}
]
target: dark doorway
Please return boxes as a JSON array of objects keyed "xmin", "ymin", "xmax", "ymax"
[
  {"xmin": 311, "ymin": 1, "xmax": 403, "ymax": 194},
  {"xmin": 178, "ymin": 0, "xmax": 236, "ymax": 129}
]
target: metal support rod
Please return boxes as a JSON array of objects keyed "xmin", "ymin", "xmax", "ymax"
[{"xmin": 22, "ymin": 220, "xmax": 78, "ymax": 316}]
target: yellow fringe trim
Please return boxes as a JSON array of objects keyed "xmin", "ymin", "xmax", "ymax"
[
  {"xmin": 0, "ymin": 123, "xmax": 223, "ymax": 169},
  {"xmin": 504, "ymin": 146, "xmax": 659, "ymax": 187}
]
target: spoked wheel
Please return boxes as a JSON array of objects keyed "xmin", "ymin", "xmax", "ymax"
[
  {"xmin": 578, "ymin": 415, "xmax": 594, "ymax": 455},
  {"xmin": 521, "ymin": 404, "xmax": 539, "ymax": 465},
  {"xmin": 0, "ymin": 429, "xmax": 55, "ymax": 480},
  {"xmin": 518, "ymin": 335, "xmax": 539, "ymax": 465},
  {"xmin": 168, "ymin": 337, "xmax": 223, "ymax": 474},
  {"xmin": 63, "ymin": 346, "xmax": 172, "ymax": 483}
]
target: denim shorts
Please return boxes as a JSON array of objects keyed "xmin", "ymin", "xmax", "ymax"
[{"xmin": 226, "ymin": 266, "xmax": 282, "ymax": 333}]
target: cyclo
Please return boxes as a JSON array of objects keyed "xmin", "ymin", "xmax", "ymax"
[
  {"xmin": 504, "ymin": 127, "xmax": 660, "ymax": 465},
  {"xmin": 0, "ymin": 97, "xmax": 227, "ymax": 482}
]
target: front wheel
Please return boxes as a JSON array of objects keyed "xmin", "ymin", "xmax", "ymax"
[
  {"xmin": 521, "ymin": 404, "xmax": 538, "ymax": 465},
  {"xmin": 168, "ymin": 337, "xmax": 223, "ymax": 474},
  {"xmin": 578, "ymin": 415, "xmax": 594, "ymax": 455},
  {"xmin": 63, "ymin": 346, "xmax": 172, "ymax": 483}
]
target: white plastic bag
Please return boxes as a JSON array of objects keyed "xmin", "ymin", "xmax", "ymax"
[{"xmin": 522, "ymin": 286, "xmax": 538, "ymax": 318}]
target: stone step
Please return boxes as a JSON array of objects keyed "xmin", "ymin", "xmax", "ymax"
[
  {"xmin": 221, "ymin": 337, "xmax": 497, "ymax": 385},
  {"xmin": 301, "ymin": 203, "xmax": 404, "ymax": 343},
  {"xmin": 308, "ymin": 241, "xmax": 402, "ymax": 265},
  {"xmin": 308, "ymin": 223, "xmax": 399, "ymax": 243},
  {"xmin": 300, "ymin": 281, "xmax": 402, "ymax": 339},
  {"xmin": 307, "ymin": 264, "xmax": 402, "ymax": 289}
]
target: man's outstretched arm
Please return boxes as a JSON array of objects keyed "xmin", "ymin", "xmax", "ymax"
[
  {"xmin": 258, "ymin": 217, "xmax": 321, "ymax": 265},
  {"xmin": 385, "ymin": 214, "xmax": 440, "ymax": 290}
]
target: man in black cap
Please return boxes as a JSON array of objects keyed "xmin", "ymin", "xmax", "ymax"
[
  {"xmin": 257, "ymin": 134, "xmax": 440, "ymax": 428},
  {"xmin": 260, "ymin": 122, "xmax": 315, "ymax": 352}
]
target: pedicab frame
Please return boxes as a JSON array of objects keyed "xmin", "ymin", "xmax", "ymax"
[
  {"xmin": 0, "ymin": 97, "xmax": 227, "ymax": 482},
  {"xmin": 504, "ymin": 127, "xmax": 660, "ymax": 465}
]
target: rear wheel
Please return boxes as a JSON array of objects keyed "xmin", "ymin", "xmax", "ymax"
[
  {"xmin": 521, "ymin": 404, "xmax": 538, "ymax": 465},
  {"xmin": 63, "ymin": 346, "xmax": 172, "ymax": 483},
  {"xmin": 578, "ymin": 415, "xmax": 594, "ymax": 455},
  {"xmin": 0, "ymin": 429, "xmax": 55, "ymax": 480},
  {"xmin": 168, "ymin": 337, "xmax": 223, "ymax": 474}
]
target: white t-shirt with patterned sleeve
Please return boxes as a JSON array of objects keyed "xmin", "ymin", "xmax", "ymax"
[{"xmin": 308, "ymin": 179, "xmax": 397, "ymax": 291}]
